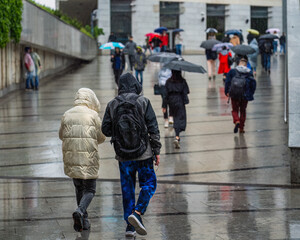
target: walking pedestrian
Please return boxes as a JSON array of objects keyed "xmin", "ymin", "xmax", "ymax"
[
  {"xmin": 144, "ymin": 36, "xmax": 152, "ymax": 55},
  {"xmin": 31, "ymin": 50, "xmax": 42, "ymax": 90},
  {"xmin": 102, "ymin": 73, "xmax": 161, "ymax": 237},
  {"xmin": 59, "ymin": 88, "xmax": 106, "ymax": 232},
  {"xmin": 262, "ymin": 40, "xmax": 273, "ymax": 74},
  {"xmin": 108, "ymin": 32, "xmax": 117, "ymax": 42},
  {"xmin": 205, "ymin": 48, "xmax": 218, "ymax": 80},
  {"xmin": 134, "ymin": 46, "xmax": 147, "ymax": 86},
  {"xmin": 164, "ymin": 70, "xmax": 190, "ymax": 149},
  {"xmin": 175, "ymin": 32, "xmax": 183, "ymax": 55},
  {"xmin": 160, "ymin": 31, "xmax": 169, "ymax": 52},
  {"xmin": 218, "ymin": 46, "xmax": 232, "ymax": 82},
  {"xmin": 230, "ymin": 34, "xmax": 240, "ymax": 46},
  {"xmin": 24, "ymin": 47, "xmax": 35, "ymax": 91},
  {"xmin": 280, "ymin": 32, "xmax": 286, "ymax": 54},
  {"xmin": 273, "ymin": 31, "xmax": 280, "ymax": 55},
  {"xmin": 225, "ymin": 56, "xmax": 256, "ymax": 134},
  {"xmin": 248, "ymin": 38, "xmax": 259, "ymax": 76},
  {"xmin": 125, "ymin": 36, "xmax": 137, "ymax": 71},
  {"xmin": 151, "ymin": 36, "xmax": 162, "ymax": 53},
  {"xmin": 111, "ymin": 47, "xmax": 125, "ymax": 85},
  {"xmin": 158, "ymin": 67, "xmax": 173, "ymax": 128}
]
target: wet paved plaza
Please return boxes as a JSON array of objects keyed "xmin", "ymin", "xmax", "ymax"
[{"xmin": 1, "ymin": 54, "xmax": 300, "ymax": 239}]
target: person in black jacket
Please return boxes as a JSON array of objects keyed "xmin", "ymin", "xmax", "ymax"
[
  {"xmin": 150, "ymin": 36, "xmax": 162, "ymax": 53},
  {"xmin": 102, "ymin": 73, "xmax": 161, "ymax": 237},
  {"xmin": 164, "ymin": 70, "xmax": 190, "ymax": 149},
  {"xmin": 111, "ymin": 47, "xmax": 125, "ymax": 85},
  {"xmin": 280, "ymin": 32, "xmax": 286, "ymax": 54}
]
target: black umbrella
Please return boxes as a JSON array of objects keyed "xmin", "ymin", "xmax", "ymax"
[
  {"xmin": 163, "ymin": 59, "xmax": 206, "ymax": 73},
  {"xmin": 200, "ymin": 39, "xmax": 221, "ymax": 49},
  {"xmin": 259, "ymin": 34, "xmax": 279, "ymax": 40},
  {"xmin": 231, "ymin": 45, "xmax": 255, "ymax": 55},
  {"xmin": 147, "ymin": 52, "xmax": 179, "ymax": 63}
]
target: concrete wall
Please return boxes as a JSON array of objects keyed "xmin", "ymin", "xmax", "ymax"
[
  {"xmin": 180, "ymin": 2, "xmax": 206, "ymax": 53},
  {"xmin": 268, "ymin": 6, "xmax": 283, "ymax": 32},
  {"xmin": 97, "ymin": 0, "xmax": 110, "ymax": 45}
]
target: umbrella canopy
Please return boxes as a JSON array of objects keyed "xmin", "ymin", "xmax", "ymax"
[
  {"xmin": 259, "ymin": 34, "xmax": 279, "ymax": 40},
  {"xmin": 99, "ymin": 42, "xmax": 124, "ymax": 50},
  {"xmin": 247, "ymin": 29, "xmax": 260, "ymax": 35},
  {"xmin": 212, "ymin": 42, "xmax": 233, "ymax": 52},
  {"xmin": 173, "ymin": 28, "xmax": 184, "ymax": 33},
  {"xmin": 154, "ymin": 27, "xmax": 168, "ymax": 34},
  {"xmin": 225, "ymin": 29, "xmax": 242, "ymax": 35},
  {"xmin": 147, "ymin": 52, "xmax": 179, "ymax": 63},
  {"xmin": 200, "ymin": 39, "xmax": 221, "ymax": 49},
  {"xmin": 164, "ymin": 59, "xmax": 206, "ymax": 73},
  {"xmin": 145, "ymin": 33, "xmax": 160, "ymax": 37},
  {"xmin": 231, "ymin": 45, "xmax": 255, "ymax": 55},
  {"xmin": 266, "ymin": 28, "xmax": 280, "ymax": 34},
  {"xmin": 206, "ymin": 28, "xmax": 218, "ymax": 33}
]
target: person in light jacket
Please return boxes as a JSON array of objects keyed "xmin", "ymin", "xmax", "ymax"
[
  {"xmin": 174, "ymin": 32, "xmax": 183, "ymax": 55},
  {"xmin": 59, "ymin": 88, "xmax": 106, "ymax": 233}
]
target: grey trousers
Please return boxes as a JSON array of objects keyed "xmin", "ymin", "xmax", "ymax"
[{"xmin": 73, "ymin": 179, "xmax": 96, "ymax": 218}]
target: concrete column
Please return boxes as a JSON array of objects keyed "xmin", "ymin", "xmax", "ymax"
[
  {"xmin": 131, "ymin": 0, "xmax": 159, "ymax": 47},
  {"xmin": 180, "ymin": 2, "xmax": 206, "ymax": 54},
  {"xmin": 97, "ymin": 0, "xmax": 110, "ymax": 45},
  {"xmin": 225, "ymin": 5, "xmax": 251, "ymax": 43},
  {"xmin": 287, "ymin": 0, "xmax": 300, "ymax": 183},
  {"xmin": 268, "ymin": 6, "xmax": 283, "ymax": 31}
]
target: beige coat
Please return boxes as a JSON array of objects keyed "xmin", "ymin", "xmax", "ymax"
[{"xmin": 59, "ymin": 88, "xmax": 106, "ymax": 179}]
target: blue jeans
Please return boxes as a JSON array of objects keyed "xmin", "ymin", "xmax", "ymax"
[
  {"xmin": 280, "ymin": 43, "xmax": 286, "ymax": 54},
  {"xmin": 263, "ymin": 53, "xmax": 271, "ymax": 71},
  {"xmin": 34, "ymin": 74, "xmax": 39, "ymax": 89},
  {"xmin": 273, "ymin": 41, "xmax": 278, "ymax": 53},
  {"xmin": 135, "ymin": 70, "xmax": 143, "ymax": 85},
  {"xmin": 161, "ymin": 46, "xmax": 167, "ymax": 52},
  {"xmin": 119, "ymin": 158, "xmax": 157, "ymax": 224},
  {"xmin": 26, "ymin": 71, "xmax": 34, "ymax": 89},
  {"xmin": 153, "ymin": 47, "xmax": 160, "ymax": 53},
  {"xmin": 175, "ymin": 44, "xmax": 182, "ymax": 55}
]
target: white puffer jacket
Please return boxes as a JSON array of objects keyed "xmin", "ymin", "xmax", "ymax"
[{"xmin": 59, "ymin": 88, "xmax": 106, "ymax": 179}]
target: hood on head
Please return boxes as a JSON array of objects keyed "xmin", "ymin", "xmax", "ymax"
[
  {"xmin": 74, "ymin": 88, "xmax": 101, "ymax": 113},
  {"xmin": 236, "ymin": 65, "xmax": 251, "ymax": 74},
  {"xmin": 118, "ymin": 72, "xmax": 142, "ymax": 95}
]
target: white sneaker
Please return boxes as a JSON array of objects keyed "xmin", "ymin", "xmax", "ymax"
[
  {"xmin": 173, "ymin": 139, "xmax": 180, "ymax": 149},
  {"xmin": 164, "ymin": 120, "xmax": 169, "ymax": 128},
  {"xmin": 169, "ymin": 116, "xmax": 174, "ymax": 125}
]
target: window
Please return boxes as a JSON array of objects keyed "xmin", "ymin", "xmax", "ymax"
[
  {"xmin": 207, "ymin": 4, "xmax": 225, "ymax": 40},
  {"xmin": 251, "ymin": 6, "xmax": 268, "ymax": 35},
  {"xmin": 160, "ymin": 2, "xmax": 180, "ymax": 29}
]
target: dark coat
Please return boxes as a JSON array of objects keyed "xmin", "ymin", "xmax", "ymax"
[
  {"xmin": 225, "ymin": 68, "xmax": 256, "ymax": 101},
  {"xmin": 205, "ymin": 49, "xmax": 217, "ymax": 60},
  {"xmin": 111, "ymin": 52, "xmax": 125, "ymax": 70},
  {"xmin": 102, "ymin": 73, "xmax": 161, "ymax": 160},
  {"xmin": 165, "ymin": 78, "xmax": 190, "ymax": 132}
]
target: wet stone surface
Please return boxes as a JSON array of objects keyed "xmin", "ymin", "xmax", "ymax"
[{"xmin": 0, "ymin": 54, "xmax": 299, "ymax": 239}]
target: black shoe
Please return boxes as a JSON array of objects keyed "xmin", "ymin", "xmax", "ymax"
[
  {"xmin": 213, "ymin": 75, "xmax": 216, "ymax": 80},
  {"xmin": 208, "ymin": 76, "xmax": 212, "ymax": 80},
  {"xmin": 268, "ymin": 70, "xmax": 271, "ymax": 74},
  {"xmin": 234, "ymin": 123, "xmax": 240, "ymax": 134},
  {"xmin": 128, "ymin": 212, "xmax": 147, "ymax": 235},
  {"xmin": 83, "ymin": 218, "xmax": 90, "ymax": 230},
  {"xmin": 73, "ymin": 211, "xmax": 83, "ymax": 232},
  {"xmin": 125, "ymin": 224, "xmax": 136, "ymax": 237}
]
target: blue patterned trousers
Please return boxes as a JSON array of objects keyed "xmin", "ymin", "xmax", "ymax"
[{"xmin": 118, "ymin": 158, "xmax": 157, "ymax": 223}]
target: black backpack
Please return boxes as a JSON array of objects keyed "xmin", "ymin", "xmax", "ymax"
[
  {"xmin": 264, "ymin": 42, "xmax": 272, "ymax": 54},
  {"xmin": 229, "ymin": 71, "xmax": 246, "ymax": 100},
  {"xmin": 111, "ymin": 94, "xmax": 148, "ymax": 159}
]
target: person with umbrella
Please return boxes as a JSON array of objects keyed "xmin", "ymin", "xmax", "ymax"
[
  {"xmin": 164, "ymin": 70, "xmax": 190, "ymax": 149},
  {"xmin": 218, "ymin": 46, "xmax": 232, "ymax": 82},
  {"xmin": 174, "ymin": 31, "xmax": 183, "ymax": 55},
  {"xmin": 161, "ymin": 31, "xmax": 169, "ymax": 52},
  {"xmin": 248, "ymin": 38, "xmax": 259, "ymax": 76},
  {"xmin": 150, "ymin": 36, "xmax": 162, "ymax": 53},
  {"xmin": 272, "ymin": 31, "xmax": 280, "ymax": 55},
  {"xmin": 111, "ymin": 47, "xmax": 125, "ymax": 85},
  {"xmin": 260, "ymin": 39, "xmax": 273, "ymax": 74},
  {"xmin": 201, "ymin": 39, "xmax": 220, "ymax": 80},
  {"xmin": 225, "ymin": 56, "xmax": 256, "ymax": 134},
  {"xmin": 125, "ymin": 36, "xmax": 137, "ymax": 71},
  {"xmin": 134, "ymin": 46, "xmax": 147, "ymax": 86}
]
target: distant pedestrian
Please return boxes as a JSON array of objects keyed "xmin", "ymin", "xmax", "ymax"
[
  {"xmin": 218, "ymin": 46, "xmax": 232, "ymax": 82},
  {"xmin": 280, "ymin": 32, "xmax": 286, "ymax": 54},
  {"xmin": 151, "ymin": 36, "xmax": 162, "ymax": 53},
  {"xmin": 59, "ymin": 88, "xmax": 106, "ymax": 232},
  {"xmin": 111, "ymin": 47, "xmax": 125, "ymax": 85},
  {"xmin": 225, "ymin": 56, "xmax": 256, "ymax": 134},
  {"xmin": 144, "ymin": 36, "xmax": 152, "ymax": 55},
  {"xmin": 102, "ymin": 73, "xmax": 161, "ymax": 238},
  {"xmin": 165, "ymin": 70, "xmax": 190, "ymax": 149},
  {"xmin": 175, "ymin": 32, "xmax": 183, "ymax": 55},
  {"xmin": 24, "ymin": 47, "xmax": 35, "ymax": 91},
  {"xmin": 125, "ymin": 36, "xmax": 137, "ymax": 71},
  {"xmin": 205, "ymin": 49, "xmax": 218, "ymax": 80},
  {"xmin": 31, "ymin": 50, "xmax": 42, "ymax": 90},
  {"xmin": 134, "ymin": 46, "xmax": 147, "ymax": 85},
  {"xmin": 262, "ymin": 40, "xmax": 273, "ymax": 74},
  {"xmin": 108, "ymin": 32, "xmax": 117, "ymax": 42},
  {"xmin": 273, "ymin": 31, "xmax": 280, "ymax": 55},
  {"xmin": 248, "ymin": 38, "xmax": 259, "ymax": 76},
  {"xmin": 160, "ymin": 31, "xmax": 169, "ymax": 52},
  {"xmin": 230, "ymin": 34, "xmax": 240, "ymax": 46},
  {"xmin": 158, "ymin": 67, "xmax": 173, "ymax": 128}
]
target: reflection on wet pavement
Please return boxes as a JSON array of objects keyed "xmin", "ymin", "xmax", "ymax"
[{"xmin": 0, "ymin": 55, "xmax": 299, "ymax": 239}]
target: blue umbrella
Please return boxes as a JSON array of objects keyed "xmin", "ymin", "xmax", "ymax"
[
  {"xmin": 173, "ymin": 28, "xmax": 184, "ymax": 33},
  {"xmin": 154, "ymin": 27, "xmax": 168, "ymax": 34},
  {"xmin": 99, "ymin": 42, "xmax": 124, "ymax": 49},
  {"xmin": 225, "ymin": 29, "xmax": 242, "ymax": 36}
]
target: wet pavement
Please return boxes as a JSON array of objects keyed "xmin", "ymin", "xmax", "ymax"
[{"xmin": 1, "ymin": 54, "xmax": 299, "ymax": 239}]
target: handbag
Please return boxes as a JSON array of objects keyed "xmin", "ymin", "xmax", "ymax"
[{"xmin": 154, "ymin": 84, "xmax": 161, "ymax": 95}]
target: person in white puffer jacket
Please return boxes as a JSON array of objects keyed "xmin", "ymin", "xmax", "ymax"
[{"xmin": 59, "ymin": 88, "xmax": 106, "ymax": 232}]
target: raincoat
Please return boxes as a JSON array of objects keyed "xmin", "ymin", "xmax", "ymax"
[
  {"xmin": 248, "ymin": 39, "xmax": 259, "ymax": 69},
  {"xmin": 218, "ymin": 50, "xmax": 232, "ymax": 74},
  {"xmin": 59, "ymin": 88, "xmax": 106, "ymax": 179}
]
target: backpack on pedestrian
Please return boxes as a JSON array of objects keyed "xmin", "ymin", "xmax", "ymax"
[
  {"xmin": 229, "ymin": 72, "xmax": 246, "ymax": 100},
  {"xmin": 111, "ymin": 94, "xmax": 148, "ymax": 159},
  {"xmin": 264, "ymin": 42, "xmax": 272, "ymax": 54}
]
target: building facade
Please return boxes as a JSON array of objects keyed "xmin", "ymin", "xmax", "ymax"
[{"xmin": 96, "ymin": 0, "xmax": 282, "ymax": 53}]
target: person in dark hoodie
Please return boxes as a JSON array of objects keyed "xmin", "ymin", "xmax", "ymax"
[
  {"xmin": 111, "ymin": 47, "xmax": 125, "ymax": 85},
  {"xmin": 225, "ymin": 56, "xmax": 256, "ymax": 134},
  {"xmin": 164, "ymin": 70, "xmax": 190, "ymax": 149},
  {"xmin": 102, "ymin": 73, "xmax": 161, "ymax": 238}
]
